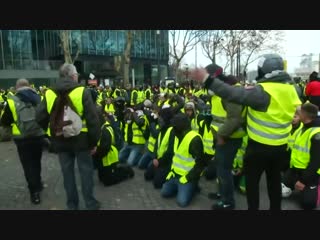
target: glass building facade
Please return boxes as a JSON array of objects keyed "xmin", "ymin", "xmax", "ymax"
[{"xmin": 0, "ymin": 30, "xmax": 169, "ymax": 88}]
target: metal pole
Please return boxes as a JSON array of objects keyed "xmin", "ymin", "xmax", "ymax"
[
  {"xmin": 157, "ymin": 30, "xmax": 160, "ymax": 84},
  {"xmin": 195, "ymin": 36, "xmax": 197, "ymax": 68},
  {"xmin": 132, "ymin": 68, "xmax": 135, "ymax": 88}
]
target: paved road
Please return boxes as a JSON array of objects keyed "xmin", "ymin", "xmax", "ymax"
[{"xmin": 0, "ymin": 141, "xmax": 308, "ymax": 210}]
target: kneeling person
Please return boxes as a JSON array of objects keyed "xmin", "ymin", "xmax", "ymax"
[{"xmin": 93, "ymin": 115, "xmax": 134, "ymax": 186}]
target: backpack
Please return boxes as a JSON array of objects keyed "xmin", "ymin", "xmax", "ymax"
[
  {"xmin": 50, "ymin": 90, "xmax": 82, "ymax": 138},
  {"xmin": 13, "ymin": 96, "xmax": 43, "ymax": 138}
]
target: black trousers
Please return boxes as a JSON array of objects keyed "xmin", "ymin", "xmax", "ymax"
[
  {"xmin": 15, "ymin": 137, "xmax": 43, "ymax": 194},
  {"xmin": 243, "ymin": 139, "xmax": 287, "ymax": 210},
  {"xmin": 97, "ymin": 162, "xmax": 134, "ymax": 186},
  {"xmin": 144, "ymin": 164, "xmax": 171, "ymax": 189},
  {"xmin": 283, "ymin": 168, "xmax": 319, "ymax": 210},
  {"xmin": 203, "ymin": 154, "xmax": 217, "ymax": 180}
]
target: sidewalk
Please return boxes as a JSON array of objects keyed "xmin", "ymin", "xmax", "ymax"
[{"xmin": 0, "ymin": 141, "xmax": 303, "ymax": 210}]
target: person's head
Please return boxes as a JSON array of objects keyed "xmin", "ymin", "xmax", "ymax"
[
  {"xmin": 158, "ymin": 107, "xmax": 173, "ymax": 128},
  {"xmin": 299, "ymin": 103, "xmax": 319, "ymax": 124},
  {"xmin": 309, "ymin": 71, "xmax": 318, "ymax": 82},
  {"xmin": 59, "ymin": 63, "xmax": 79, "ymax": 82},
  {"xmin": 15, "ymin": 78, "xmax": 30, "ymax": 90},
  {"xmin": 171, "ymin": 112, "xmax": 191, "ymax": 137},
  {"xmin": 256, "ymin": 54, "xmax": 284, "ymax": 80},
  {"xmin": 143, "ymin": 99, "xmax": 153, "ymax": 110},
  {"xmin": 184, "ymin": 102, "xmax": 195, "ymax": 118},
  {"xmin": 205, "ymin": 63, "xmax": 223, "ymax": 78},
  {"xmin": 292, "ymin": 107, "xmax": 301, "ymax": 125}
]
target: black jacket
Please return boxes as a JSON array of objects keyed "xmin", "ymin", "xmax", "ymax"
[{"xmin": 36, "ymin": 78, "xmax": 100, "ymax": 152}]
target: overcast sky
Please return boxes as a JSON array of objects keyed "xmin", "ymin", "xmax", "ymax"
[{"xmin": 183, "ymin": 30, "xmax": 320, "ymax": 74}]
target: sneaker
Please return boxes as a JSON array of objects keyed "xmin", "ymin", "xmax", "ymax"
[
  {"xmin": 208, "ymin": 192, "xmax": 221, "ymax": 200},
  {"xmin": 30, "ymin": 192, "xmax": 41, "ymax": 205},
  {"xmin": 281, "ymin": 183, "xmax": 292, "ymax": 198},
  {"xmin": 211, "ymin": 201, "xmax": 234, "ymax": 210}
]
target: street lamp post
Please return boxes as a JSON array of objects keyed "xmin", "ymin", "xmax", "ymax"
[
  {"xmin": 184, "ymin": 64, "xmax": 189, "ymax": 81},
  {"xmin": 156, "ymin": 30, "xmax": 161, "ymax": 84}
]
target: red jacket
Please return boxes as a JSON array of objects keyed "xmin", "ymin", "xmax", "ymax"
[{"xmin": 305, "ymin": 81, "xmax": 320, "ymax": 96}]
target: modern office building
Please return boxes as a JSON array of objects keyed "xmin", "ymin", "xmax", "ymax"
[{"xmin": 0, "ymin": 30, "xmax": 169, "ymax": 89}]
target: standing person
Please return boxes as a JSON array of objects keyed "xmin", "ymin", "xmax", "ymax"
[
  {"xmin": 0, "ymin": 79, "xmax": 45, "ymax": 204},
  {"xmin": 36, "ymin": 63, "xmax": 101, "ymax": 210},
  {"xmin": 192, "ymin": 54, "xmax": 301, "ymax": 210},
  {"xmin": 208, "ymin": 74, "xmax": 246, "ymax": 210}
]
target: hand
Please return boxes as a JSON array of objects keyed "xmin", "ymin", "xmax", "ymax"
[
  {"xmin": 153, "ymin": 159, "xmax": 159, "ymax": 168},
  {"xmin": 190, "ymin": 68, "xmax": 208, "ymax": 83},
  {"xmin": 90, "ymin": 146, "xmax": 97, "ymax": 155},
  {"xmin": 295, "ymin": 181, "xmax": 305, "ymax": 191},
  {"xmin": 179, "ymin": 176, "xmax": 188, "ymax": 184},
  {"xmin": 232, "ymin": 169, "xmax": 242, "ymax": 176}
]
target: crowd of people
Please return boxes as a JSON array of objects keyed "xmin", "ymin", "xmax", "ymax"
[{"xmin": 1, "ymin": 53, "xmax": 320, "ymax": 210}]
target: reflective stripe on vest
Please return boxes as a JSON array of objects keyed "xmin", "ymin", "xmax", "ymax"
[
  {"xmin": 46, "ymin": 87, "xmax": 88, "ymax": 136},
  {"xmin": 290, "ymin": 127, "xmax": 320, "ymax": 174},
  {"xmin": 247, "ymin": 83, "xmax": 301, "ymax": 146},
  {"xmin": 157, "ymin": 127, "xmax": 174, "ymax": 159},
  {"xmin": 171, "ymin": 131, "xmax": 202, "ymax": 177},
  {"xmin": 200, "ymin": 120, "xmax": 215, "ymax": 155}
]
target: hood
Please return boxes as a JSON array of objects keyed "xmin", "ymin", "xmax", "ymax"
[
  {"xmin": 16, "ymin": 87, "xmax": 40, "ymax": 105},
  {"xmin": 258, "ymin": 70, "xmax": 292, "ymax": 84},
  {"xmin": 53, "ymin": 77, "xmax": 81, "ymax": 93}
]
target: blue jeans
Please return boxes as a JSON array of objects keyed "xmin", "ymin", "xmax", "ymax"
[
  {"xmin": 58, "ymin": 151, "xmax": 99, "ymax": 210},
  {"xmin": 119, "ymin": 144, "xmax": 144, "ymax": 166},
  {"xmin": 161, "ymin": 176, "xmax": 196, "ymax": 207},
  {"xmin": 215, "ymin": 138, "xmax": 242, "ymax": 206},
  {"xmin": 138, "ymin": 150, "xmax": 155, "ymax": 169}
]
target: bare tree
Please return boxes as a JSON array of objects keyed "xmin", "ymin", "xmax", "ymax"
[
  {"xmin": 59, "ymin": 30, "xmax": 79, "ymax": 64},
  {"xmin": 170, "ymin": 30, "xmax": 207, "ymax": 80},
  {"xmin": 240, "ymin": 30, "xmax": 284, "ymax": 74},
  {"xmin": 221, "ymin": 30, "xmax": 247, "ymax": 75},
  {"xmin": 200, "ymin": 30, "xmax": 225, "ymax": 64},
  {"xmin": 221, "ymin": 30, "xmax": 284, "ymax": 76}
]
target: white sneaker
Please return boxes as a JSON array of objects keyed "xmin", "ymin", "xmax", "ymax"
[{"xmin": 282, "ymin": 183, "xmax": 292, "ymax": 198}]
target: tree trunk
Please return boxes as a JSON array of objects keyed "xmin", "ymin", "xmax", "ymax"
[
  {"xmin": 123, "ymin": 31, "xmax": 133, "ymax": 87},
  {"xmin": 212, "ymin": 44, "xmax": 216, "ymax": 64},
  {"xmin": 230, "ymin": 56, "xmax": 234, "ymax": 75},
  {"xmin": 60, "ymin": 30, "xmax": 73, "ymax": 64},
  {"xmin": 174, "ymin": 60, "xmax": 180, "ymax": 82}
]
